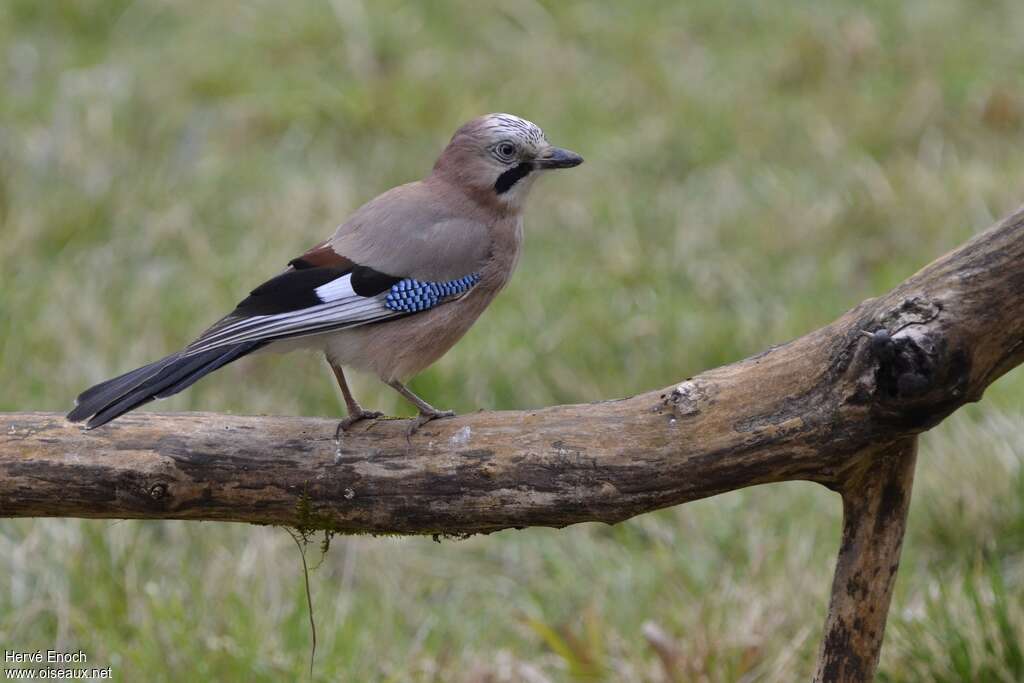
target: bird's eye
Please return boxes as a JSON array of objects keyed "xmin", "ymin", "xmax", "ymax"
[{"xmin": 495, "ymin": 142, "xmax": 517, "ymax": 160}]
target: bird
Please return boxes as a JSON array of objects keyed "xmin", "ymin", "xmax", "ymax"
[{"xmin": 67, "ymin": 113, "xmax": 583, "ymax": 435}]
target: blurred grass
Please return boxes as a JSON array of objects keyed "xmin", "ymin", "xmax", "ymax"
[{"xmin": 1, "ymin": 0, "xmax": 1023, "ymax": 680}]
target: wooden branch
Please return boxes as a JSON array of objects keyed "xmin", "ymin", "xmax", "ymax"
[
  {"xmin": 2, "ymin": 205, "xmax": 1023, "ymax": 682},
  {"xmin": 4, "ymin": 206, "xmax": 1023, "ymax": 532},
  {"xmin": 814, "ymin": 438, "xmax": 917, "ymax": 682}
]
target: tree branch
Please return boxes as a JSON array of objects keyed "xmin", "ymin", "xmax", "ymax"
[{"xmin": 814, "ymin": 438, "xmax": 917, "ymax": 682}]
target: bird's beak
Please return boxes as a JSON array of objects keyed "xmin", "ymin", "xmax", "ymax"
[{"xmin": 535, "ymin": 146, "xmax": 584, "ymax": 169}]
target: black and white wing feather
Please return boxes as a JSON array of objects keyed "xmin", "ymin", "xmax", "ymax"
[{"xmin": 184, "ymin": 265, "xmax": 403, "ymax": 354}]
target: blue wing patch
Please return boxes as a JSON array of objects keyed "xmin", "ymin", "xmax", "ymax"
[{"xmin": 384, "ymin": 274, "xmax": 481, "ymax": 313}]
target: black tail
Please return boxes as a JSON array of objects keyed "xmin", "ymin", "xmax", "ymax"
[{"xmin": 67, "ymin": 341, "xmax": 263, "ymax": 429}]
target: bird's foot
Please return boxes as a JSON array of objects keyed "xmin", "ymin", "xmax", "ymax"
[
  {"xmin": 334, "ymin": 410, "xmax": 385, "ymax": 463},
  {"xmin": 334, "ymin": 409, "xmax": 384, "ymax": 440},
  {"xmin": 406, "ymin": 408, "xmax": 456, "ymax": 438}
]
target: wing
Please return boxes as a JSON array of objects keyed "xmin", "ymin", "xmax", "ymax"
[{"xmin": 182, "ymin": 251, "xmax": 480, "ymax": 356}]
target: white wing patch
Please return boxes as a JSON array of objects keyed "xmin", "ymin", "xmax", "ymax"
[{"xmin": 314, "ymin": 276, "xmax": 357, "ymax": 302}]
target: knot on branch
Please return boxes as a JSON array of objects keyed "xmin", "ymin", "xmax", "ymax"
[
  {"xmin": 147, "ymin": 482, "xmax": 169, "ymax": 501},
  {"xmin": 856, "ymin": 296, "xmax": 971, "ymax": 430},
  {"xmin": 661, "ymin": 379, "xmax": 710, "ymax": 420}
]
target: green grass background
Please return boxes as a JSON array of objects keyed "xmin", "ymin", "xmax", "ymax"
[{"xmin": 2, "ymin": 1, "xmax": 1023, "ymax": 680}]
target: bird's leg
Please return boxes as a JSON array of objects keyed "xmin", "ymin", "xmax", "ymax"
[
  {"xmin": 386, "ymin": 379, "xmax": 455, "ymax": 435},
  {"xmin": 329, "ymin": 360, "xmax": 382, "ymax": 438}
]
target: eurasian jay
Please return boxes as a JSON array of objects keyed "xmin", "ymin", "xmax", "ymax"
[{"xmin": 67, "ymin": 113, "xmax": 583, "ymax": 433}]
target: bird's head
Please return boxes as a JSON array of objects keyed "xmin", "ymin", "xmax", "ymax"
[{"xmin": 432, "ymin": 113, "xmax": 583, "ymax": 210}]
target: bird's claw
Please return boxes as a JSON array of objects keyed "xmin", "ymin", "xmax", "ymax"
[
  {"xmin": 406, "ymin": 409, "xmax": 456, "ymax": 438},
  {"xmin": 334, "ymin": 410, "xmax": 384, "ymax": 440}
]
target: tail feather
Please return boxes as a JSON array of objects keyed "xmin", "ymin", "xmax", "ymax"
[
  {"xmin": 67, "ymin": 342, "xmax": 263, "ymax": 429},
  {"xmin": 154, "ymin": 343, "xmax": 256, "ymax": 399},
  {"xmin": 68, "ymin": 356, "xmax": 179, "ymax": 422},
  {"xmin": 85, "ymin": 352, "xmax": 225, "ymax": 428}
]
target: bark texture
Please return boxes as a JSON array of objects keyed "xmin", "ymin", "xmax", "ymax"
[
  {"xmin": 814, "ymin": 439, "xmax": 917, "ymax": 682},
  {"xmin": 3, "ymin": 205, "xmax": 1024, "ymax": 682}
]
